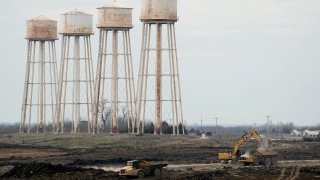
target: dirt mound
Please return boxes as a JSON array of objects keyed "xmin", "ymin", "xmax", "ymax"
[
  {"xmin": 1, "ymin": 162, "xmax": 74, "ymax": 178},
  {"xmin": 71, "ymin": 158, "xmax": 129, "ymax": 165},
  {"xmin": 1, "ymin": 162, "xmax": 118, "ymax": 179}
]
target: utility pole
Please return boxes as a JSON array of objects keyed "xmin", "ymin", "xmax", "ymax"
[
  {"xmin": 265, "ymin": 115, "xmax": 271, "ymax": 139},
  {"xmin": 213, "ymin": 117, "xmax": 219, "ymax": 135},
  {"xmin": 201, "ymin": 111, "xmax": 203, "ymax": 134}
]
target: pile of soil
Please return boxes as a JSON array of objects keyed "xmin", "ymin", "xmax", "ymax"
[{"xmin": 1, "ymin": 162, "xmax": 118, "ymax": 179}]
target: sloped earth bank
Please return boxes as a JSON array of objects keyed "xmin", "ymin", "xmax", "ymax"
[
  {"xmin": 0, "ymin": 162, "xmax": 118, "ymax": 179},
  {"xmin": 1, "ymin": 163, "xmax": 319, "ymax": 179},
  {"xmin": 0, "ymin": 134, "xmax": 319, "ymax": 179}
]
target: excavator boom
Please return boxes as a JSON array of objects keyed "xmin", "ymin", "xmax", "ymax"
[
  {"xmin": 218, "ymin": 129, "xmax": 262, "ymax": 162},
  {"xmin": 218, "ymin": 129, "xmax": 277, "ymax": 166},
  {"xmin": 232, "ymin": 129, "xmax": 262, "ymax": 159}
]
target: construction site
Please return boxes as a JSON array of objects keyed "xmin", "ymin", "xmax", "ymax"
[
  {"xmin": 0, "ymin": 134, "xmax": 319, "ymax": 179},
  {"xmin": 0, "ymin": 0, "xmax": 319, "ymax": 179}
]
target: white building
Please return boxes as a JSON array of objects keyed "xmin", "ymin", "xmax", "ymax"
[
  {"xmin": 290, "ymin": 130, "xmax": 302, "ymax": 137},
  {"xmin": 303, "ymin": 130, "xmax": 320, "ymax": 139}
]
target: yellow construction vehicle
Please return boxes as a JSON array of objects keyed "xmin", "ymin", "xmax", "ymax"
[
  {"xmin": 218, "ymin": 129, "xmax": 277, "ymax": 166},
  {"xmin": 119, "ymin": 160, "xmax": 168, "ymax": 178},
  {"xmin": 238, "ymin": 149, "xmax": 277, "ymax": 166}
]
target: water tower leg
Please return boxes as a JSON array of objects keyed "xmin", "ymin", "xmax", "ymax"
[
  {"xmin": 28, "ymin": 42, "xmax": 37, "ymax": 134},
  {"xmin": 73, "ymin": 36, "xmax": 80, "ymax": 133},
  {"xmin": 168, "ymin": 24, "xmax": 179, "ymax": 135},
  {"xmin": 63, "ymin": 36, "xmax": 71, "ymax": 134},
  {"xmin": 88, "ymin": 36, "xmax": 95, "ymax": 134},
  {"xmin": 39, "ymin": 41, "xmax": 45, "ymax": 133},
  {"xmin": 155, "ymin": 23, "xmax": 162, "ymax": 135},
  {"xmin": 100, "ymin": 30, "xmax": 107, "ymax": 135},
  {"xmin": 125, "ymin": 30, "xmax": 135, "ymax": 134},
  {"xmin": 111, "ymin": 30, "xmax": 119, "ymax": 134},
  {"xmin": 51, "ymin": 45, "xmax": 58, "ymax": 132},
  {"xmin": 123, "ymin": 30, "xmax": 130, "ymax": 134},
  {"xmin": 126, "ymin": 30, "xmax": 135, "ymax": 134},
  {"xmin": 20, "ymin": 40, "xmax": 32, "ymax": 133},
  {"xmin": 172, "ymin": 24, "xmax": 184, "ymax": 135},
  {"xmin": 136, "ymin": 24, "xmax": 146, "ymax": 135},
  {"xmin": 58, "ymin": 36, "xmax": 67, "ymax": 134},
  {"xmin": 94, "ymin": 29, "xmax": 104, "ymax": 134},
  {"xmin": 142, "ymin": 24, "xmax": 151, "ymax": 135},
  {"xmin": 167, "ymin": 23, "xmax": 176, "ymax": 135}
]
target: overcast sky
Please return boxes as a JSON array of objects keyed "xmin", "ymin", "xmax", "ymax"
[{"xmin": 0, "ymin": 0, "xmax": 320, "ymax": 126}]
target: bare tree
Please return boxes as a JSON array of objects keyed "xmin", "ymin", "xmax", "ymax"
[{"xmin": 100, "ymin": 99, "xmax": 111, "ymax": 133}]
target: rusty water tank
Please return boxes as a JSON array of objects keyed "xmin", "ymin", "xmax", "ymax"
[
  {"xmin": 26, "ymin": 16, "xmax": 58, "ymax": 40},
  {"xmin": 140, "ymin": 0, "xmax": 178, "ymax": 21},
  {"xmin": 60, "ymin": 9, "xmax": 93, "ymax": 35},
  {"xmin": 97, "ymin": 1, "xmax": 133, "ymax": 29}
]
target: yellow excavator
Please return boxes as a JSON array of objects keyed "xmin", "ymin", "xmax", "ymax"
[{"xmin": 218, "ymin": 129, "xmax": 277, "ymax": 166}]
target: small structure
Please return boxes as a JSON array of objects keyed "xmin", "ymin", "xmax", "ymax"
[
  {"xmin": 303, "ymin": 130, "xmax": 320, "ymax": 139},
  {"xmin": 290, "ymin": 130, "xmax": 302, "ymax": 137}
]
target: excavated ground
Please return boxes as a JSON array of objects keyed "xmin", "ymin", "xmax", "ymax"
[{"xmin": 0, "ymin": 134, "xmax": 319, "ymax": 179}]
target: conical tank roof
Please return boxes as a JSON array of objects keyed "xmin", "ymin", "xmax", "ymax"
[
  {"xmin": 103, "ymin": 1, "xmax": 130, "ymax": 8},
  {"xmin": 62, "ymin": 9, "xmax": 91, "ymax": 15},
  {"xmin": 30, "ymin": 15, "xmax": 55, "ymax": 21}
]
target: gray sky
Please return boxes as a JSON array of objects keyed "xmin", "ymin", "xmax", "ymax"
[{"xmin": 0, "ymin": 0, "xmax": 320, "ymax": 126}]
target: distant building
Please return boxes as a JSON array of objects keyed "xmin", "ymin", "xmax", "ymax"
[
  {"xmin": 290, "ymin": 130, "xmax": 302, "ymax": 137},
  {"xmin": 303, "ymin": 130, "xmax": 320, "ymax": 139}
]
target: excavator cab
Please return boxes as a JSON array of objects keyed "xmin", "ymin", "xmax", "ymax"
[
  {"xmin": 218, "ymin": 129, "xmax": 263, "ymax": 164},
  {"xmin": 218, "ymin": 129, "xmax": 278, "ymax": 166}
]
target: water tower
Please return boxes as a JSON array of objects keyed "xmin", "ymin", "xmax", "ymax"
[
  {"xmin": 55, "ymin": 10, "xmax": 95, "ymax": 134},
  {"xmin": 135, "ymin": 0, "xmax": 185, "ymax": 135},
  {"xmin": 93, "ymin": 1, "xmax": 135, "ymax": 134},
  {"xmin": 20, "ymin": 16, "xmax": 58, "ymax": 133}
]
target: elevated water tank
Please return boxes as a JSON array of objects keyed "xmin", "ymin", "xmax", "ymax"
[
  {"xmin": 26, "ymin": 16, "xmax": 57, "ymax": 40},
  {"xmin": 97, "ymin": 1, "xmax": 133, "ymax": 29},
  {"xmin": 60, "ymin": 9, "xmax": 93, "ymax": 35},
  {"xmin": 140, "ymin": 0, "xmax": 178, "ymax": 21}
]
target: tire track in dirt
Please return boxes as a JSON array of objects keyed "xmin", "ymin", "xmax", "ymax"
[
  {"xmin": 289, "ymin": 167, "xmax": 301, "ymax": 180},
  {"xmin": 277, "ymin": 167, "xmax": 286, "ymax": 180},
  {"xmin": 286, "ymin": 167, "xmax": 295, "ymax": 180}
]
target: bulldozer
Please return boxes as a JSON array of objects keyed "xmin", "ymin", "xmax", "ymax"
[{"xmin": 218, "ymin": 129, "xmax": 277, "ymax": 166}]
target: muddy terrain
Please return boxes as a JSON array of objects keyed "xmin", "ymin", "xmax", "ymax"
[{"xmin": 0, "ymin": 134, "xmax": 319, "ymax": 179}]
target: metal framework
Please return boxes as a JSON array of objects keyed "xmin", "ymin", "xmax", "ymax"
[
  {"xmin": 94, "ymin": 28, "xmax": 135, "ymax": 134},
  {"xmin": 135, "ymin": 21, "xmax": 184, "ymax": 135},
  {"xmin": 20, "ymin": 40, "xmax": 58, "ymax": 133},
  {"xmin": 55, "ymin": 35, "xmax": 94, "ymax": 134}
]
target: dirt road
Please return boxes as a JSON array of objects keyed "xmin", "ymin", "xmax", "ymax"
[{"xmin": 87, "ymin": 160, "xmax": 320, "ymax": 172}]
